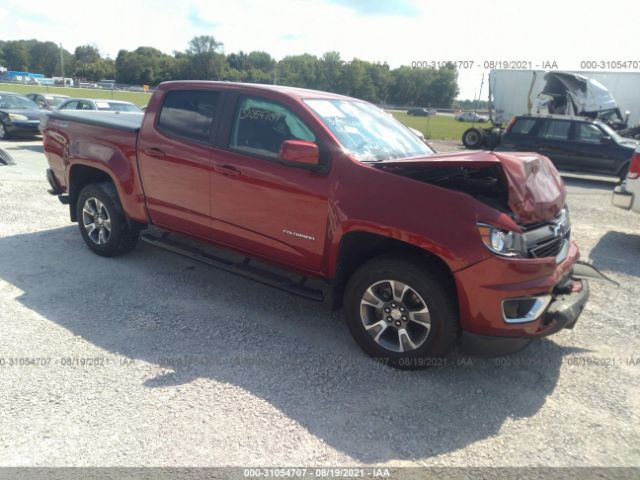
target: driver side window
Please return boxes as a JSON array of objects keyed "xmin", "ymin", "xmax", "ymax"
[
  {"xmin": 229, "ymin": 96, "xmax": 316, "ymax": 159},
  {"xmin": 576, "ymin": 123, "xmax": 605, "ymax": 144}
]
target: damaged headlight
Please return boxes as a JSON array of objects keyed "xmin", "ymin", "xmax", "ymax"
[{"xmin": 477, "ymin": 223, "xmax": 527, "ymax": 257}]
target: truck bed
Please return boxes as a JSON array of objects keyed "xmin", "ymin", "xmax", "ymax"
[{"xmin": 46, "ymin": 111, "xmax": 144, "ymax": 132}]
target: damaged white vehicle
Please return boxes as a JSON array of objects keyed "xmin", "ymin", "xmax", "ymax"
[{"xmin": 535, "ymin": 71, "xmax": 629, "ymax": 130}]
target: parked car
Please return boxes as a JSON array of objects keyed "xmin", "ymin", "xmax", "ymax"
[
  {"xmin": 25, "ymin": 93, "xmax": 70, "ymax": 110},
  {"xmin": 42, "ymin": 81, "xmax": 592, "ymax": 369},
  {"xmin": 57, "ymin": 98, "xmax": 142, "ymax": 113},
  {"xmin": 407, "ymin": 108, "xmax": 435, "ymax": 117},
  {"xmin": 456, "ymin": 111, "xmax": 488, "ymax": 122},
  {"xmin": 498, "ymin": 114, "xmax": 638, "ymax": 181},
  {"xmin": 0, "ymin": 91, "xmax": 43, "ymax": 139},
  {"xmin": 612, "ymin": 146, "xmax": 640, "ymax": 213}
]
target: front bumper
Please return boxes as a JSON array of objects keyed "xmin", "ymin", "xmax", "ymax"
[
  {"xmin": 455, "ymin": 240, "xmax": 582, "ymax": 338},
  {"xmin": 460, "ymin": 278, "xmax": 589, "ymax": 356},
  {"xmin": 6, "ymin": 120, "xmax": 41, "ymax": 136}
]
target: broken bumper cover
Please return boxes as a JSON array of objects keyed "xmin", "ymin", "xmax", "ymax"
[
  {"xmin": 460, "ymin": 278, "xmax": 588, "ymax": 356},
  {"xmin": 536, "ymin": 279, "xmax": 588, "ymax": 335}
]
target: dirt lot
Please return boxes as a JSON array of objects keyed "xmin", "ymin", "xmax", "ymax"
[{"xmin": 1, "ymin": 139, "xmax": 639, "ymax": 468}]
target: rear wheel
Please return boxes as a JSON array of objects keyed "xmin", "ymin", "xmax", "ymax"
[
  {"xmin": 76, "ymin": 182, "xmax": 139, "ymax": 257},
  {"xmin": 344, "ymin": 255, "xmax": 458, "ymax": 369},
  {"xmin": 462, "ymin": 127, "xmax": 485, "ymax": 149}
]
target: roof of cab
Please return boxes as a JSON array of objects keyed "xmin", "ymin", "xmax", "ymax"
[{"xmin": 157, "ymin": 80, "xmax": 360, "ymax": 101}]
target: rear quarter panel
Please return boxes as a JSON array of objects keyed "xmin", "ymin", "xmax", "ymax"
[{"xmin": 43, "ymin": 117, "xmax": 148, "ymax": 222}]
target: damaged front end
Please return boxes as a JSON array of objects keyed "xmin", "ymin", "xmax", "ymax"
[
  {"xmin": 535, "ymin": 71, "xmax": 628, "ymax": 130},
  {"xmin": 374, "ymin": 150, "xmax": 566, "ymax": 225}
]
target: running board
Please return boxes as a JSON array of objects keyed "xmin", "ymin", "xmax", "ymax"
[{"xmin": 140, "ymin": 233, "xmax": 325, "ymax": 302}]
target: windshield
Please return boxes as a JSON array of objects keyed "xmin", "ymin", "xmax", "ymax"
[
  {"xmin": 96, "ymin": 102, "xmax": 141, "ymax": 112},
  {"xmin": 304, "ymin": 99, "xmax": 433, "ymax": 161},
  {"xmin": 0, "ymin": 94, "xmax": 39, "ymax": 110}
]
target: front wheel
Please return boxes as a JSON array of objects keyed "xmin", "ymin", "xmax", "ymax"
[
  {"xmin": 76, "ymin": 182, "xmax": 139, "ymax": 257},
  {"xmin": 344, "ymin": 255, "xmax": 458, "ymax": 369},
  {"xmin": 462, "ymin": 127, "xmax": 485, "ymax": 149},
  {"xmin": 0, "ymin": 121, "xmax": 10, "ymax": 140}
]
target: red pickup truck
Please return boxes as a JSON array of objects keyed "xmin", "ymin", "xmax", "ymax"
[{"xmin": 43, "ymin": 81, "xmax": 589, "ymax": 369}]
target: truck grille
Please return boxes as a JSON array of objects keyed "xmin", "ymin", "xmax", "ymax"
[
  {"xmin": 521, "ymin": 209, "xmax": 570, "ymax": 260},
  {"xmin": 529, "ymin": 232, "xmax": 569, "ymax": 258}
]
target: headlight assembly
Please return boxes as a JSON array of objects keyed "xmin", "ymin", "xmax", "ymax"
[
  {"xmin": 8, "ymin": 113, "xmax": 29, "ymax": 122},
  {"xmin": 477, "ymin": 223, "xmax": 527, "ymax": 257}
]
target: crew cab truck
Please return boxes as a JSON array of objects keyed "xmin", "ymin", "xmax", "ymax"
[{"xmin": 43, "ymin": 81, "xmax": 590, "ymax": 369}]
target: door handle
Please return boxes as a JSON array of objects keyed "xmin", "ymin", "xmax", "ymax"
[
  {"xmin": 215, "ymin": 164, "xmax": 241, "ymax": 177},
  {"xmin": 144, "ymin": 147, "xmax": 165, "ymax": 159}
]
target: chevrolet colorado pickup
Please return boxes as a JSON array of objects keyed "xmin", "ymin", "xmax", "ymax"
[{"xmin": 43, "ymin": 81, "xmax": 590, "ymax": 369}]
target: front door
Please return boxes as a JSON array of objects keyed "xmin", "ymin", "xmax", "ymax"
[{"xmin": 209, "ymin": 95, "xmax": 331, "ymax": 271}]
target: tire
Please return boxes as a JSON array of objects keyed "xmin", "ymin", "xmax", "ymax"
[
  {"xmin": 0, "ymin": 121, "xmax": 10, "ymax": 140},
  {"xmin": 462, "ymin": 127, "xmax": 485, "ymax": 149},
  {"xmin": 343, "ymin": 254, "xmax": 458, "ymax": 370},
  {"xmin": 76, "ymin": 182, "xmax": 139, "ymax": 257}
]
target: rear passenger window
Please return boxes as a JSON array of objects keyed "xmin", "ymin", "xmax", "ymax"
[
  {"xmin": 157, "ymin": 90, "xmax": 220, "ymax": 144},
  {"xmin": 510, "ymin": 118, "xmax": 536, "ymax": 134},
  {"xmin": 539, "ymin": 120, "xmax": 571, "ymax": 140},
  {"xmin": 229, "ymin": 96, "xmax": 316, "ymax": 159},
  {"xmin": 62, "ymin": 101, "xmax": 78, "ymax": 110}
]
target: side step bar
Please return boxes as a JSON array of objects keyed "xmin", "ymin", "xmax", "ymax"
[{"xmin": 140, "ymin": 233, "xmax": 325, "ymax": 302}]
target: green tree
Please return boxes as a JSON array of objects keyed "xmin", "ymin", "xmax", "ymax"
[
  {"xmin": 27, "ymin": 41, "xmax": 62, "ymax": 76},
  {"xmin": 276, "ymin": 54, "xmax": 320, "ymax": 88},
  {"xmin": 3, "ymin": 41, "xmax": 30, "ymax": 71},
  {"xmin": 74, "ymin": 45, "xmax": 101, "ymax": 65},
  {"xmin": 184, "ymin": 35, "xmax": 226, "ymax": 80},
  {"xmin": 318, "ymin": 51, "xmax": 343, "ymax": 91}
]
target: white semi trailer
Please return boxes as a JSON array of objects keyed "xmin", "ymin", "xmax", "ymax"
[
  {"xmin": 461, "ymin": 69, "xmax": 640, "ymax": 149},
  {"xmin": 490, "ymin": 69, "xmax": 640, "ymax": 126}
]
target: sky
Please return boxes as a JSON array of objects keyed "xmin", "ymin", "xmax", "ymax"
[{"xmin": 1, "ymin": 0, "xmax": 639, "ymax": 100}]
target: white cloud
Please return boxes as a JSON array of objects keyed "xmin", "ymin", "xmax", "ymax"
[{"xmin": 1, "ymin": 0, "xmax": 639, "ymax": 99}]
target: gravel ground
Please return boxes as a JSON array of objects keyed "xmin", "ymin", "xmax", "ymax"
[{"xmin": 0, "ymin": 139, "xmax": 639, "ymax": 468}]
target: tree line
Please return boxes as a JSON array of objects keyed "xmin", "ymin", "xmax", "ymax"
[{"xmin": 0, "ymin": 36, "xmax": 459, "ymax": 107}]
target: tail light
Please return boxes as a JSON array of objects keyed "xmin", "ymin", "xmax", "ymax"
[
  {"xmin": 504, "ymin": 116, "xmax": 517, "ymax": 132},
  {"xmin": 629, "ymin": 151, "xmax": 640, "ymax": 180}
]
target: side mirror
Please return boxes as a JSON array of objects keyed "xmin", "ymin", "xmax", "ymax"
[
  {"xmin": 600, "ymin": 135, "xmax": 612, "ymax": 144},
  {"xmin": 279, "ymin": 140, "xmax": 319, "ymax": 167}
]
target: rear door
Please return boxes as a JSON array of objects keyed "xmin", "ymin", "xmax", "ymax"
[
  {"xmin": 137, "ymin": 89, "xmax": 223, "ymax": 239},
  {"xmin": 208, "ymin": 93, "xmax": 332, "ymax": 271},
  {"xmin": 501, "ymin": 117, "xmax": 538, "ymax": 151},
  {"xmin": 534, "ymin": 119, "xmax": 574, "ymax": 170}
]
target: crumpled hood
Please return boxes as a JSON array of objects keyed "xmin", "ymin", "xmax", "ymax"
[
  {"xmin": 491, "ymin": 151, "xmax": 565, "ymax": 223},
  {"xmin": 375, "ymin": 150, "xmax": 565, "ymax": 224}
]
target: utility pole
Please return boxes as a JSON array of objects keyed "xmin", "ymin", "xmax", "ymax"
[{"xmin": 59, "ymin": 43, "xmax": 64, "ymax": 81}]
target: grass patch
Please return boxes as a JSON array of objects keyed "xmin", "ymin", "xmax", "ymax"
[
  {"xmin": 0, "ymin": 83, "xmax": 151, "ymax": 107},
  {"xmin": 392, "ymin": 111, "xmax": 490, "ymax": 141}
]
